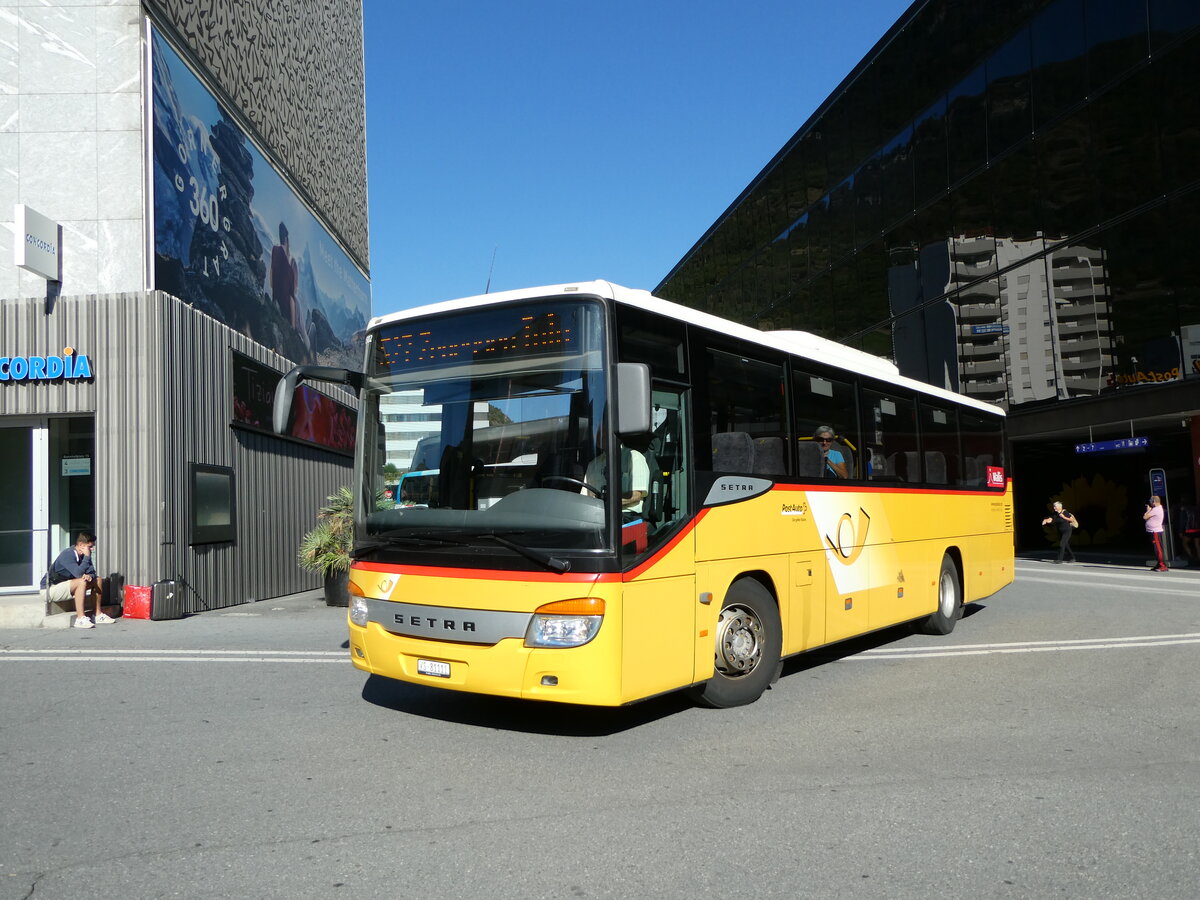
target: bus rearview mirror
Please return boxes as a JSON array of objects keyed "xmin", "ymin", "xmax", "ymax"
[{"xmin": 615, "ymin": 362, "xmax": 651, "ymax": 436}]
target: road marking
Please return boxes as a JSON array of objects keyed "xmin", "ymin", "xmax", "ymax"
[
  {"xmin": 0, "ymin": 648, "xmax": 345, "ymax": 663},
  {"xmin": 1015, "ymin": 574, "xmax": 1195, "ymax": 595},
  {"xmin": 851, "ymin": 632, "xmax": 1200, "ymax": 661}
]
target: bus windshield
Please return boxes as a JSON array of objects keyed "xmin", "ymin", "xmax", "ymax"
[{"xmin": 359, "ymin": 298, "xmax": 614, "ymax": 559}]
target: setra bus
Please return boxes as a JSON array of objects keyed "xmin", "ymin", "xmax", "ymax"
[{"xmin": 273, "ymin": 281, "xmax": 1013, "ymax": 707}]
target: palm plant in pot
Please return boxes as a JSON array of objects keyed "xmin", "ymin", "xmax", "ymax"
[{"xmin": 298, "ymin": 486, "xmax": 353, "ymax": 606}]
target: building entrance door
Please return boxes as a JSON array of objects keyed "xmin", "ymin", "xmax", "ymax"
[
  {"xmin": 0, "ymin": 421, "xmax": 48, "ymax": 591},
  {"xmin": 0, "ymin": 417, "xmax": 96, "ymax": 592}
]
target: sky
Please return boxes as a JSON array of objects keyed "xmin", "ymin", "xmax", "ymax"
[{"xmin": 363, "ymin": 0, "xmax": 914, "ymax": 318}]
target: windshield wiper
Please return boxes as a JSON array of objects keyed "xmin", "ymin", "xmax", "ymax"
[
  {"xmin": 475, "ymin": 532, "xmax": 571, "ymax": 574},
  {"xmin": 352, "ymin": 532, "xmax": 469, "ymax": 558},
  {"xmin": 355, "ymin": 529, "xmax": 570, "ymax": 573}
]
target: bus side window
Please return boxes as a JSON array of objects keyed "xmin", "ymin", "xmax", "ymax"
[
  {"xmin": 862, "ymin": 389, "xmax": 919, "ymax": 482},
  {"xmin": 919, "ymin": 402, "xmax": 960, "ymax": 485},
  {"xmin": 704, "ymin": 348, "xmax": 786, "ymax": 474},
  {"xmin": 792, "ymin": 367, "xmax": 860, "ymax": 479}
]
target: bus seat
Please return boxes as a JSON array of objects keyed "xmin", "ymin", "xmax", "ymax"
[
  {"xmin": 796, "ymin": 440, "xmax": 823, "ymax": 477},
  {"xmin": 752, "ymin": 436, "xmax": 785, "ymax": 476},
  {"xmin": 888, "ymin": 451, "xmax": 921, "ymax": 482},
  {"xmin": 963, "ymin": 456, "xmax": 981, "ymax": 485},
  {"xmin": 831, "ymin": 441, "xmax": 854, "ymax": 478},
  {"xmin": 712, "ymin": 431, "xmax": 754, "ymax": 473},
  {"xmin": 924, "ymin": 450, "xmax": 947, "ymax": 484}
]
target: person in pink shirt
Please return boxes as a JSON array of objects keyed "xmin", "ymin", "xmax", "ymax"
[{"xmin": 1143, "ymin": 495, "xmax": 1168, "ymax": 572}]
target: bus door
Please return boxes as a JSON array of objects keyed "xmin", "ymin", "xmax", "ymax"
[{"xmin": 619, "ymin": 387, "xmax": 696, "ymax": 699}]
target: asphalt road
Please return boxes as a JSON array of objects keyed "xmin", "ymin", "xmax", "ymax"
[{"xmin": 1, "ymin": 559, "xmax": 1197, "ymax": 899}]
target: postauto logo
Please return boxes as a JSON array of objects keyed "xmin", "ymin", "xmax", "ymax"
[{"xmin": 0, "ymin": 347, "xmax": 93, "ymax": 382}]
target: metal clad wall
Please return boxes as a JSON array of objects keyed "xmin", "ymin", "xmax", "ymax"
[
  {"xmin": 156, "ymin": 292, "xmax": 352, "ymax": 611},
  {"xmin": 1, "ymin": 292, "xmax": 165, "ymax": 590},
  {"xmin": 3, "ymin": 291, "xmax": 352, "ymax": 611}
]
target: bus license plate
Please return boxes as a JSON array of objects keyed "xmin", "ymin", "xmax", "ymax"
[{"xmin": 417, "ymin": 659, "xmax": 451, "ymax": 678}]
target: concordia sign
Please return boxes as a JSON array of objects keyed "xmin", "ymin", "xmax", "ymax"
[
  {"xmin": 0, "ymin": 347, "xmax": 93, "ymax": 382},
  {"xmin": 13, "ymin": 204, "xmax": 61, "ymax": 282}
]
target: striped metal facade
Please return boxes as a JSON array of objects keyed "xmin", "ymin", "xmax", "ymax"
[{"xmin": 1, "ymin": 290, "xmax": 353, "ymax": 611}]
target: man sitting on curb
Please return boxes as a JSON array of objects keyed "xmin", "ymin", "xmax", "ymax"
[{"xmin": 42, "ymin": 531, "xmax": 112, "ymax": 629}]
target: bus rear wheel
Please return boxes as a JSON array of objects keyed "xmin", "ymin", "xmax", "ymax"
[
  {"xmin": 916, "ymin": 554, "xmax": 961, "ymax": 635},
  {"xmin": 688, "ymin": 578, "xmax": 782, "ymax": 708}
]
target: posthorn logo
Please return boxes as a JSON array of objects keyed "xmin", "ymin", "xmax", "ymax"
[{"xmin": 0, "ymin": 347, "xmax": 93, "ymax": 382}]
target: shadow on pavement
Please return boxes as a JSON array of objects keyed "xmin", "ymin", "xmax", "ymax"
[
  {"xmin": 360, "ymin": 605, "xmax": 995, "ymax": 734},
  {"xmin": 360, "ymin": 673, "xmax": 694, "ymax": 735}
]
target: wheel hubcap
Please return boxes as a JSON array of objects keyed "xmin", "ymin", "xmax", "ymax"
[
  {"xmin": 939, "ymin": 570, "xmax": 957, "ymax": 617},
  {"xmin": 714, "ymin": 605, "xmax": 763, "ymax": 676}
]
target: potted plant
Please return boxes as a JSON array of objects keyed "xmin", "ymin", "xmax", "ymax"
[{"xmin": 298, "ymin": 486, "xmax": 353, "ymax": 606}]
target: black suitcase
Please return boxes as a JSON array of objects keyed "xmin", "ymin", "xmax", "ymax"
[{"xmin": 149, "ymin": 580, "xmax": 186, "ymax": 620}]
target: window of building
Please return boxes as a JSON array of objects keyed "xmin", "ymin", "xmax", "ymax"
[
  {"xmin": 190, "ymin": 464, "xmax": 235, "ymax": 544},
  {"xmin": 947, "ymin": 64, "xmax": 988, "ymax": 184}
]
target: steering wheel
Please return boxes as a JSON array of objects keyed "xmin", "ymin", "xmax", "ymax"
[{"xmin": 541, "ymin": 475, "xmax": 604, "ymax": 497}]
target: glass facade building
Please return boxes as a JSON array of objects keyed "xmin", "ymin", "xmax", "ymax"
[{"xmin": 658, "ymin": 0, "xmax": 1200, "ymax": 555}]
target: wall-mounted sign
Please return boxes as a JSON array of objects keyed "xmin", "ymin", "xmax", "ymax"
[
  {"xmin": 0, "ymin": 347, "xmax": 93, "ymax": 382},
  {"xmin": 62, "ymin": 456, "xmax": 92, "ymax": 476},
  {"xmin": 971, "ymin": 323, "xmax": 1010, "ymax": 336},
  {"xmin": 1075, "ymin": 437, "xmax": 1148, "ymax": 454},
  {"xmin": 13, "ymin": 204, "xmax": 61, "ymax": 281},
  {"xmin": 150, "ymin": 28, "xmax": 370, "ymax": 369}
]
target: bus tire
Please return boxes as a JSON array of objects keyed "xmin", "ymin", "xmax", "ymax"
[
  {"xmin": 688, "ymin": 578, "xmax": 782, "ymax": 708},
  {"xmin": 916, "ymin": 554, "xmax": 961, "ymax": 635}
]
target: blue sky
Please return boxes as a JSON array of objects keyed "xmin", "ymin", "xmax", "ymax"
[{"xmin": 363, "ymin": 0, "xmax": 913, "ymax": 317}]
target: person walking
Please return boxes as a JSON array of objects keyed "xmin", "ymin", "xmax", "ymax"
[
  {"xmin": 1143, "ymin": 495, "xmax": 1169, "ymax": 572},
  {"xmin": 1041, "ymin": 500, "xmax": 1078, "ymax": 564}
]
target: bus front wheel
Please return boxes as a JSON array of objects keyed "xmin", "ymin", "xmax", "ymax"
[
  {"xmin": 916, "ymin": 554, "xmax": 961, "ymax": 635},
  {"xmin": 689, "ymin": 578, "xmax": 782, "ymax": 708}
]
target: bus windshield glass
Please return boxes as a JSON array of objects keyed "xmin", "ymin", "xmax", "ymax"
[{"xmin": 360, "ymin": 298, "xmax": 612, "ymax": 557}]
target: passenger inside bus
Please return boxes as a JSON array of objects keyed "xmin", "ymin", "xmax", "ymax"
[{"xmin": 813, "ymin": 426, "xmax": 847, "ymax": 478}]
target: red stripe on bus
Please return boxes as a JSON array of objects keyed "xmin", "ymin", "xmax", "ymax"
[
  {"xmin": 352, "ymin": 561, "xmax": 614, "ymax": 584},
  {"xmin": 772, "ymin": 482, "xmax": 1009, "ymax": 497}
]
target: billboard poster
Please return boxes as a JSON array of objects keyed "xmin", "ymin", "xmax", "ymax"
[
  {"xmin": 150, "ymin": 27, "xmax": 370, "ymax": 368},
  {"xmin": 230, "ymin": 351, "xmax": 354, "ymax": 456}
]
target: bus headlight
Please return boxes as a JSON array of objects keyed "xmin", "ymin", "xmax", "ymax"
[
  {"xmin": 349, "ymin": 596, "xmax": 369, "ymax": 628},
  {"xmin": 524, "ymin": 598, "xmax": 605, "ymax": 648}
]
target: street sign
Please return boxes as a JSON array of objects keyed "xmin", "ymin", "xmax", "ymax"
[{"xmin": 1075, "ymin": 437, "xmax": 1148, "ymax": 454}]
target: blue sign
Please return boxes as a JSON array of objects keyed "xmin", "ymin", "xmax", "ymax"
[
  {"xmin": 1150, "ymin": 468, "xmax": 1167, "ymax": 500},
  {"xmin": 1074, "ymin": 437, "xmax": 1148, "ymax": 454},
  {"xmin": 971, "ymin": 323, "xmax": 1010, "ymax": 336},
  {"xmin": 0, "ymin": 350, "xmax": 93, "ymax": 382}
]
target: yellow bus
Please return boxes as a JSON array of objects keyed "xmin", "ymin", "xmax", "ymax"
[{"xmin": 274, "ymin": 281, "xmax": 1013, "ymax": 707}]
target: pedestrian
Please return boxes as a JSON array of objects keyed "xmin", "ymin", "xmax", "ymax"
[
  {"xmin": 1176, "ymin": 502, "xmax": 1200, "ymax": 561},
  {"xmin": 41, "ymin": 531, "xmax": 112, "ymax": 628},
  {"xmin": 1143, "ymin": 495, "xmax": 1168, "ymax": 572},
  {"xmin": 1041, "ymin": 500, "xmax": 1078, "ymax": 563}
]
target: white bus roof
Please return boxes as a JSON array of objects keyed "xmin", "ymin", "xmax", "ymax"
[{"xmin": 370, "ymin": 280, "xmax": 1004, "ymax": 417}]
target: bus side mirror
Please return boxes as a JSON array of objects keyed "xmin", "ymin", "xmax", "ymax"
[
  {"xmin": 272, "ymin": 365, "xmax": 366, "ymax": 434},
  {"xmin": 615, "ymin": 362, "xmax": 651, "ymax": 437}
]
